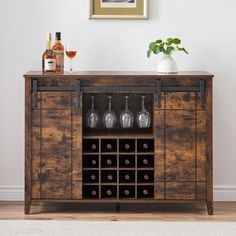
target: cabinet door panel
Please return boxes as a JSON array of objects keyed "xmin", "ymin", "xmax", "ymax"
[
  {"xmin": 165, "ymin": 92, "xmax": 196, "ymax": 109},
  {"xmin": 166, "ymin": 182, "xmax": 195, "ymax": 200},
  {"xmin": 155, "ymin": 90, "xmax": 207, "ymax": 200},
  {"xmin": 41, "ymin": 110, "xmax": 71, "ymax": 153},
  {"xmin": 71, "ymin": 93, "xmax": 83, "ymax": 199},
  {"xmin": 41, "ymin": 92, "xmax": 72, "ymax": 109},
  {"xmin": 197, "ymin": 111, "xmax": 207, "ymax": 181},
  {"xmin": 196, "ymin": 182, "xmax": 206, "ymax": 200},
  {"xmin": 31, "ymin": 91, "xmax": 82, "ymax": 200},
  {"xmin": 41, "ymin": 152, "xmax": 71, "ymax": 181},
  {"xmin": 41, "ymin": 181, "xmax": 71, "ymax": 199},
  {"xmin": 166, "ymin": 110, "xmax": 195, "ymax": 181}
]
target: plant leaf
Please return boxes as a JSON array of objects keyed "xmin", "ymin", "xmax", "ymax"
[
  {"xmin": 154, "ymin": 47, "xmax": 160, "ymax": 54},
  {"xmin": 177, "ymin": 46, "xmax": 189, "ymax": 54},
  {"xmin": 165, "ymin": 46, "xmax": 175, "ymax": 55},
  {"xmin": 167, "ymin": 38, "xmax": 173, "ymax": 42},
  {"xmin": 149, "ymin": 42, "xmax": 156, "ymax": 50},
  {"xmin": 156, "ymin": 39, "xmax": 162, "ymax": 44},
  {"xmin": 147, "ymin": 49, "xmax": 152, "ymax": 58},
  {"xmin": 161, "ymin": 47, "xmax": 166, "ymax": 54},
  {"xmin": 173, "ymin": 38, "xmax": 181, "ymax": 45}
]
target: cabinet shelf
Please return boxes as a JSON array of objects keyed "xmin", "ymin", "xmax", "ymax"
[{"xmin": 83, "ymin": 152, "xmax": 154, "ymax": 155}]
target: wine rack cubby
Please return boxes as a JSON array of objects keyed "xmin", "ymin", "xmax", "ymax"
[{"xmin": 82, "ymin": 138, "xmax": 155, "ymax": 199}]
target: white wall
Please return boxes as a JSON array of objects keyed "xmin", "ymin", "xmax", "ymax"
[{"xmin": 0, "ymin": 0, "xmax": 236, "ymax": 200}]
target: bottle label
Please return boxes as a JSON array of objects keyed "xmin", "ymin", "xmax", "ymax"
[
  {"xmin": 44, "ymin": 59, "xmax": 56, "ymax": 71},
  {"xmin": 55, "ymin": 50, "xmax": 64, "ymax": 70}
]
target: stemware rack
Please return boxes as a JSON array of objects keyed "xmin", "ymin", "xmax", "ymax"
[{"xmin": 83, "ymin": 93, "xmax": 154, "ymax": 136}]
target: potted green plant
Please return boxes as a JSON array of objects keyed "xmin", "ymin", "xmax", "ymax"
[{"xmin": 147, "ymin": 38, "xmax": 189, "ymax": 73}]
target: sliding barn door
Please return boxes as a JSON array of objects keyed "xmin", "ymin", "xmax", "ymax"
[
  {"xmin": 31, "ymin": 90, "xmax": 82, "ymax": 200},
  {"xmin": 154, "ymin": 91, "xmax": 207, "ymax": 200}
]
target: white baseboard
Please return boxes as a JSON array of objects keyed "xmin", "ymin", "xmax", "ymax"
[
  {"xmin": 213, "ymin": 186, "xmax": 236, "ymax": 201},
  {"xmin": 0, "ymin": 186, "xmax": 24, "ymax": 201},
  {"xmin": 0, "ymin": 186, "xmax": 235, "ymax": 201}
]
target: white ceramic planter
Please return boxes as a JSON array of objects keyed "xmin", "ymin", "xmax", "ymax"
[{"xmin": 157, "ymin": 55, "xmax": 178, "ymax": 73}]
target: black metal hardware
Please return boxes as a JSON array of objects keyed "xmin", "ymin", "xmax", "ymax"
[
  {"xmin": 36, "ymin": 86, "xmax": 155, "ymax": 93},
  {"xmin": 81, "ymin": 86, "xmax": 155, "ymax": 93},
  {"xmin": 155, "ymin": 80, "xmax": 206, "ymax": 108},
  {"xmin": 37, "ymin": 86, "xmax": 75, "ymax": 91},
  {"xmin": 32, "ymin": 79, "xmax": 206, "ymax": 109},
  {"xmin": 76, "ymin": 80, "xmax": 81, "ymax": 112},
  {"xmin": 162, "ymin": 86, "xmax": 200, "ymax": 92},
  {"xmin": 32, "ymin": 79, "xmax": 38, "ymax": 108},
  {"xmin": 157, "ymin": 80, "xmax": 162, "ymax": 108}
]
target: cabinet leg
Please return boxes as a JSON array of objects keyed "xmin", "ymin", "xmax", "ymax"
[
  {"xmin": 207, "ymin": 201, "xmax": 213, "ymax": 215},
  {"xmin": 116, "ymin": 203, "xmax": 120, "ymax": 212},
  {"xmin": 25, "ymin": 201, "xmax": 31, "ymax": 215}
]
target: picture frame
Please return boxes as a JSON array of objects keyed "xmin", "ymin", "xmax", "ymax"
[{"xmin": 89, "ymin": 0, "xmax": 148, "ymax": 20}]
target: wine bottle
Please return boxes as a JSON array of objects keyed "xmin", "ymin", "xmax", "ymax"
[
  {"xmin": 143, "ymin": 143, "xmax": 149, "ymax": 149},
  {"xmin": 125, "ymin": 174, "xmax": 130, "ymax": 180},
  {"xmin": 42, "ymin": 33, "xmax": 56, "ymax": 72},
  {"xmin": 90, "ymin": 175, "xmax": 96, "ymax": 180},
  {"xmin": 91, "ymin": 159, "xmax": 97, "ymax": 166},
  {"xmin": 124, "ymin": 159, "xmax": 130, "ymax": 165},
  {"xmin": 91, "ymin": 144, "xmax": 97, "ymax": 150},
  {"xmin": 106, "ymin": 159, "xmax": 112, "ymax": 165},
  {"xmin": 144, "ymin": 174, "xmax": 149, "ymax": 180},
  {"xmin": 107, "ymin": 190, "xmax": 112, "ymax": 196},
  {"xmin": 107, "ymin": 175, "xmax": 113, "ymax": 181},
  {"xmin": 53, "ymin": 32, "xmax": 64, "ymax": 73}
]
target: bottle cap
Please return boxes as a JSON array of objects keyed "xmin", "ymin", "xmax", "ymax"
[
  {"xmin": 55, "ymin": 32, "xmax": 61, "ymax": 41},
  {"xmin": 47, "ymin": 33, "xmax": 52, "ymax": 42}
]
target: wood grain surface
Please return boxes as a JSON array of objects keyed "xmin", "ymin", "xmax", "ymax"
[{"xmin": 25, "ymin": 72, "xmax": 213, "ymax": 214}]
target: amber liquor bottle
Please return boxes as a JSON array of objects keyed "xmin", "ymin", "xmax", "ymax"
[
  {"xmin": 53, "ymin": 32, "xmax": 64, "ymax": 72},
  {"xmin": 42, "ymin": 33, "xmax": 56, "ymax": 72}
]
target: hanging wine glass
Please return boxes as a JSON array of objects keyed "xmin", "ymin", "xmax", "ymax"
[
  {"xmin": 120, "ymin": 96, "xmax": 134, "ymax": 128},
  {"xmin": 103, "ymin": 96, "xmax": 117, "ymax": 129},
  {"xmin": 137, "ymin": 96, "xmax": 151, "ymax": 128},
  {"xmin": 86, "ymin": 96, "xmax": 99, "ymax": 128}
]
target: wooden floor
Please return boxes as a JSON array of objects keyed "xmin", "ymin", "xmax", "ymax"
[{"xmin": 0, "ymin": 202, "xmax": 235, "ymax": 221}]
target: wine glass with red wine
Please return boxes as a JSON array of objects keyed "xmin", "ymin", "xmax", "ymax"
[{"xmin": 66, "ymin": 42, "xmax": 77, "ymax": 73}]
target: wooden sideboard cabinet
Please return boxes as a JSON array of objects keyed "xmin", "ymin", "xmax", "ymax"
[{"xmin": 24, "ymin": 71, "xmax": 213, "ymax": 215}]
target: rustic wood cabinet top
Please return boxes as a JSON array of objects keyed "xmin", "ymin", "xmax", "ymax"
[{"xmin": 24, "ymin": 71, "xmax": 214, "ymax": 79}]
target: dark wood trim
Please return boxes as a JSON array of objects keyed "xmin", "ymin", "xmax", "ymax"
[
  {"xmin": 31, "ymin": 199, "xmax": 206, "ymax": 204},
  {"xmin": 25, "ymin": 78, "xmax": 32, "ymax": 214},
  {"xmin": 206, "ymin": 79, "xmax": 213, "ymax": 215},
  {"xmin": 24, "ymin": 71, "xmax": 214, "ymax": 78}
]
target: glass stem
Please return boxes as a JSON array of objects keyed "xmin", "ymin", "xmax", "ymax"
[
  {"xmin": 108, "ymin": 97, "xmax": 112, "ymax": 111},
  {"xmin": 142, "ymin": 96, "xmax": 145, "ymax": 110},
  {"xmin": 70, "ymin": 59, "xmax": 73, "ymax": 73},
  {"xmin": 125, "ymin": 96, "xmax": 128, "ymax": 110},
  {"xmin": 91, "ymin": 96, "xmax": 95, "ymax": 110}
]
